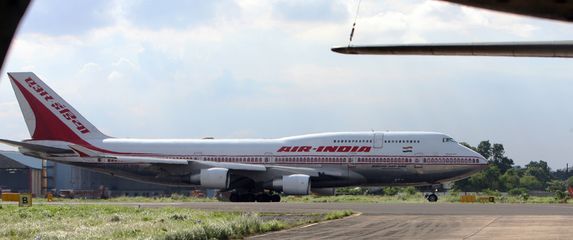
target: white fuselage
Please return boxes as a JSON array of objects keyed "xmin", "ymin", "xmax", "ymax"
[{"xmin": 31, "ymin": 131, "xmax": 487, "ymax": 187}]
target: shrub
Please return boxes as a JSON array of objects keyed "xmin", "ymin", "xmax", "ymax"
[
  {"xmin": 383, "ymin": 187, "xmax": 399, "ymax": 196},
  {"xmin": 400, "ymin": 187, "xmax": 417, "ymax": 195},
  {"xmin": 508, "ymin": 188, "xmax": 528, "ymax": 196},
  {"xmin": 554, "ymin": 191, "xmax": 569, "ymax": 203},
  {"xmin": 482, "ymin": 189, "xmax": 501, "ymax": 197},
  {"xmin": 521, "ymin": 193, "xmax": 529, "ymax": 201},
  {"xmin": 110, "ymin": 215, "xmax": 120, "ymax": 222}
]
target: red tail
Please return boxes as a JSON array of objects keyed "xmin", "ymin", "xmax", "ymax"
[{"xmin": 8, "ymin": 72, "xmax": 109, "ymax": 143}]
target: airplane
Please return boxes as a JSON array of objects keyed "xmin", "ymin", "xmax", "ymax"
[
  {"xmin": 332, "ymin": 0, "xmax": 573, "ymax": 58},
  {"xmin": 0, "ymin": 72, "xmax": 487, "ymax": 202}
]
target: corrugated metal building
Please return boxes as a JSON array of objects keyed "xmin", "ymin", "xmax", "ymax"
[
  {"xmin": 0, "ymin": 151, "xmax": 42, "ymax": 196},
  {"xmin": 0, "ymin": 151, "xmax": 193, "ymax": 198}
]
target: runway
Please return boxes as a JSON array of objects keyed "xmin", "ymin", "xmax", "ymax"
[{"xmin": 43, "ymin": 202, "xmax": 573, "ymax": 239}]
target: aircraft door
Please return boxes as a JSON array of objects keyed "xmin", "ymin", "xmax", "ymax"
[{"xmin": 373, "ymin": 132, "xmax": 384, "ymax": 148}]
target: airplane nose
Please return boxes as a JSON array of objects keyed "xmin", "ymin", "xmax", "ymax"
[
  {"xmin": 459, "ymin": 143, "xmax": 488, "ymax": 166},
  {"xmin": 475, "ymin": 153, "xmax": 488, "ymax": 165},
  {"xmin": 473, "ymin": 154, "xmax": 489, "ymax": 170}
]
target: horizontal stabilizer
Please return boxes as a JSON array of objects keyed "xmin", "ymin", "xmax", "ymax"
[
  {"xmin": 332, "ymin": 41, "xmax": 573, "ymax": 58},
  {"xmin": 0, "ymin": 139, "xmax": 74, "ymax": 154}
]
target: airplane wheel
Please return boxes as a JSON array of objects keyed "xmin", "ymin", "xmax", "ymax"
[
  {"xmin": 256, "ymin": 194, "xmax": 271, "ymax": 202},
  {"xmin": 270, "ymin": 194, "xmax": 281, "ymax": 202},
  {"xmin": 242, "ymin": 193, "xmax": 256, "ymax": 202},
  {"xmin": 229, "ymin": 193, "xmax": 240, "ymax": 202},
  {"xmin": 427, "ymin": 193, "xmax": 438, "ymax": 202}
]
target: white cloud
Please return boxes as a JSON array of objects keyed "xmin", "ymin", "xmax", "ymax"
[{"xmin": 1, "ymin": 0, "xmax": 572, "ymax": 168}]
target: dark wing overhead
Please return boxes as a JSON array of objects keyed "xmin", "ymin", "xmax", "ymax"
[
  {"xmin": 331, "ymin": 41, "xmax": 573, "ymax": 58},
  {"xmin": 439, "ymin": 0, "xmax": 573, "ymax": 22},
  {"xmin": 0, "ymin": 0, "xmax": 30, "ymax": 72}
]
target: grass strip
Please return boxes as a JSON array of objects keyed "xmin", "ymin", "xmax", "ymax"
[{"xmin": 0, "ymin": 204, "xmax": 352, "ymax": 240}]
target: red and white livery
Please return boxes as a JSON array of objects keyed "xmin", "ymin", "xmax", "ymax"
[{"xmin": 1, "ymin": 72, "xmax": 487, "ymax": 202}]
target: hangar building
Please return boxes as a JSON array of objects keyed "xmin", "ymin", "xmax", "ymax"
[{"xmin": 0, "ymin": 151, "xmax": 193, "ymax": 198}]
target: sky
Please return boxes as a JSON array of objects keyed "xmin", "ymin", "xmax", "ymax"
[{"xmin": 1, "ymin": 0, "xmax": 572, "ymax": 169}]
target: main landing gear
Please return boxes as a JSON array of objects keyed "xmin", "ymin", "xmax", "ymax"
[{"xmin": 229, "ymin": 192, "xmax": 281, "ymax": 202}]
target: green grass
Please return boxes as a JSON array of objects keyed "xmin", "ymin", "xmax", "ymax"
[
  {"xmin": 323, "ymin": 210, "xmax": 354, "ymax": 220},
  {"xmin": 282, "ymin": 194, "xmax": 429, "ymax": 203},
  {"xmin": 32, "ymin": 192, "xmax": 572, "ymax": 205},
  {"xmin": 0, "ymin": 206, "xmax": 279, "ymax": 239},
  {"xmin": 281, "ymin": 193, "xmax": 573, "ymax": 204},
  {"xmin": 33, "ymin": 195, "xmax": 217, "ymax": 203},
  {"xmin": 0, "ymin": 204, "xmax": 353, "ymax": 240}
]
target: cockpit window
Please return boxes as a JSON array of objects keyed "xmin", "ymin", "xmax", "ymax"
[{"xmin": 442, "ymin": 137, "xmax": 456, "ymax": 143}]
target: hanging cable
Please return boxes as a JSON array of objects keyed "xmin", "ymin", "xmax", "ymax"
[{"xmin": 348, "ymin": 0, "xmax": 362, "ymax": 46}]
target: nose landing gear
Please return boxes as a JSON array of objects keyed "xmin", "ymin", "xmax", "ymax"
[
  {"xmin": 425, "ymin": 193, "xmax": 438, "ymax": 202},
  {"xmin": 424, "ymin": 184, "xmax": 441, "ymax": 202}
]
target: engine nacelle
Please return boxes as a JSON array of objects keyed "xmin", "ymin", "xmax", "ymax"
[
  {"xmin": 272, "ymin": 174, "xmax": 311, "ymax": 195},
  {"xmin": 311, "ymin": 187, "xmax": 336, "ymax": 196},
  {"xmin": 190, "ymin": 168, "xmax": 230, "ymax": 189}
]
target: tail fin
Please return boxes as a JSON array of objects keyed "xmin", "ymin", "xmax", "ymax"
[{"xmin": 7, "ymin": 72, "xmax": 109, "ymax": 142}]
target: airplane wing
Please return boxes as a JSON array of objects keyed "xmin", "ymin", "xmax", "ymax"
[
  {"xmin": 331, "ymin": 41, "xmax": 573, "ymax": 58},
  {"xmin": 68, "ymin": 144, "xmax": 266, "ymax": 170},
  {"xmin": 0, "ymin": 140, "xmax": 329, "ymax": 177},
  {"xmin": 68, "ymin": 145, "xmax": 326, "ymax": 176},
  {"xmin": 439, "ymin": 0, "xmax": 573, "ymax": 23}
]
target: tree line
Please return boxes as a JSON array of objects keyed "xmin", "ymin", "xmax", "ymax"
[{"xmin": 455, "ymin": 141, "xmax": 573, "ymax": 197}]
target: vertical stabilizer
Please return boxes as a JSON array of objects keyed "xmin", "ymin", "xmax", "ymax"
[{"xmin": 7, "ymin": 72, "xmax": 109, "ymax": 142}]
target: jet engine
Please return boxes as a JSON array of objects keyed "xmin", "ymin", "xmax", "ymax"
[
  {"xmin": 190, "ymin": 168, "xmax": 230, "ymax": 189},
  {"xmin": 272, "ymin": 174, "xmax": 311, "ymax": 195}
]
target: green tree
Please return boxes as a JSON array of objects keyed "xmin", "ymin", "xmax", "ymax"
[
  {"xmin": 525, "ymin": 160, "xmax": 552, "ymax": 187},
  {"xmin": 546, "ymin": 180, "xmax": 568, "ymax": 202},
  {"xmin": 489, "ymin": 144, "xmax": 514, "ymax": 174},
  {"xmin": 546, "ymin": 180, "xmax": 566, "ymax": 193},
  {"xmin": 567, "ymin": 176, "xmax": 573, "ymax": 187},
  {"xmin": 468, "ymin": 165, "xmax": 501, "ymax": 191},
  {"xmin": 500, "ymin": 168, "xmax": 520, "ymax": 190},
  {"xmin": 520, "ymin": 175, "xmax": 543, "ymax": 190},
  {"xmin": 477, "ymin": 141, "xmax": 492, "ymax": 160},
  {"xmin": 492, "ymin": 144, "xmax": 505, "ymax": 160}
]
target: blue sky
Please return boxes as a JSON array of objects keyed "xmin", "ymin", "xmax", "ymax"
[{"xmin": 1, "ymin": 0, "xmax": 572, "ymax": 169}]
